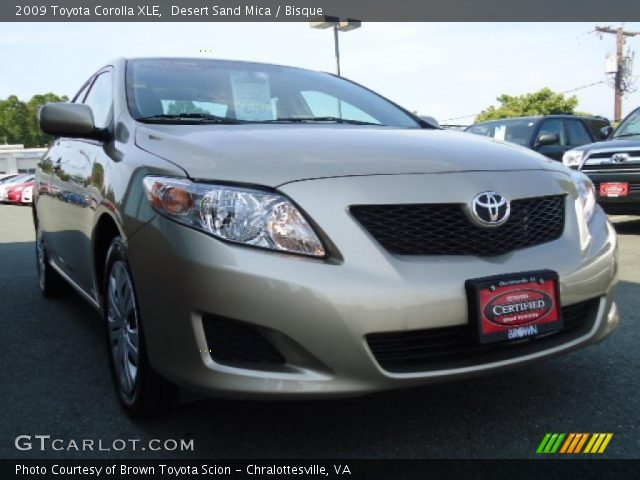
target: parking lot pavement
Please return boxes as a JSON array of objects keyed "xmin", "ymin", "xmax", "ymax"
[{"xmin": 0, "ymin": 204, "xmax": 639, "ymax": 459}]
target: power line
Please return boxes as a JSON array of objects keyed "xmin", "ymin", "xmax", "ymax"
[
  {"xmin": 442, "ymin": 113, "xmax": 477, "ymax": 122},
  {"xmin": 441, "ymin": 80, "xmax": 606, "ymax": 123},
  {"xmin": 561, "ymin": 80, "xmax": 606, "ymax": 93}
]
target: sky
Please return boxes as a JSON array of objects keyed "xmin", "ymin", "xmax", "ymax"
[{"xmin": 1, "ymin": 22, "xmax": 639, "ymax": 124}]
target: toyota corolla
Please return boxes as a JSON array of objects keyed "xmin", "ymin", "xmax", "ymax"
[{"xmin": 34, "ymin": 58, "xmax": 619, "ymax": 417}]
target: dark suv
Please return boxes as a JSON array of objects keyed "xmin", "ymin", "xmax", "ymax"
[
  {"xmin": 466, "ymin": 115, "xmax": 610, "ymax": 161},
  {"xmin": 563, "ymin": 106, "xmax": 640, "ymax": 215}
]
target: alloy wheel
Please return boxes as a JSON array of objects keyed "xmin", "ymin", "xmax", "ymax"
[{"xmin": 106, "ymin": 260, "xmax": 140, "ymax": 399}]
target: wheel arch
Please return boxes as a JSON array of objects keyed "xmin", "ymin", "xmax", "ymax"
[{"xmin": 92, "ymin": 211, "xmax": 124, "ymax": 302}]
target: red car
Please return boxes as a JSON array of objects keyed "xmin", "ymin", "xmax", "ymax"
[{"xmin": 6, "ymin": 180, "xmax": 34, "ymax": 205}]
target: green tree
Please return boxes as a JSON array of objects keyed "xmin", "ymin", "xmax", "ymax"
[
  {"xmin": 0, "ymin": 93, "xmax": 68, "ymax": 147},
  {"xmin": 26, "ymin": 93, "xmax": 68, "ymax": 147},
  {"xmin": 90, "ymin": 162, "xmax": 105, "ymax": 188},
  {"xmin": 0, "ymin": 95, "xmax": 31, "ymax": 145},
  {"xmin": 475, "ymin": 88, "xmax": 581, "ymax": 123}
]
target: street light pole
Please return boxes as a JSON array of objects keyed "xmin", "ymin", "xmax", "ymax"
[
  {"xmin": 310, "ymin": 18, "xmax": 361, "ymax": 76},
  {"xmin": 333, "ymin": 23, "xmax": 341, "ymax": 76}
]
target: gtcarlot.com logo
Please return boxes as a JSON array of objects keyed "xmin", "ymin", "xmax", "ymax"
[
  {"xmin": 15, "ymin": 435, "xmax": 195, "ymax": 452},
  {"xmin": 536, "ymin": 433, "xmax": 613, "ymax": 454}
]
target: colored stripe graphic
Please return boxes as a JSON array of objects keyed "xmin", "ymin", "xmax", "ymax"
[
  {"xmin": 536, "ymin": 433, "xmax": 565, "ymax": 454},
  {"xmin": 597, "ymin": 434, "xmax": 614, "ymax": 453},
  {"xmin": 536, "ymin": 434, "xmax": 552, "ymax": 454},
  {"xmin": 567, "ymin": 433, "xmax": 584, "ymax": 453},
  {"xmin": 538, "ymin": 433, "xmax": 613, "ymax": 454},
  {"xmin": 550, "ymin": 433, "xmax": 565, "ymax": 453},
  {"xmin": 584, "ymin": 434, "xmax": 599, "ymax": 453},
  {"xmin": 584, "ymin": 433, "xmax": 614, "ymax": 454},
  {"xmin": 559, "ymin": 433, "xmax": 575, "ymax": 453}
]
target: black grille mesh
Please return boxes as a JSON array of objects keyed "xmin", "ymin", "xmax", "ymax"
[
  {"xmin": 367, "ymin": 299, "xmax": 599, "ymax": 373},
  {"xmin": 351, "ymin": 195, "xmax": 565, "ymax": 256},
  {"xmin": 588, "ymin": 151, "xmax": 640, "ymax": 159},
  {"xmin": 202, "ymin": 315, "xmax": 285, "ymax": 368},
  {"xmin": 582, "ymin": 162, "xmax": 640, "ymax": 171}
]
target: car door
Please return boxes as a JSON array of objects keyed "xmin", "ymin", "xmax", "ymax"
[
  {"xmin": 48, "ymin": 69, "xmax": 114, "ymax": 293},
  {"xmin": 35, "ymin": 139, "xmax": 62, "ymax": 240},
  {"xmin": 533, "ymin": 118, "xmax": 569, "ymax": 161},
  {"xmin": 44, "ymin": 78, "xmax": 93, "ymax": 268}
]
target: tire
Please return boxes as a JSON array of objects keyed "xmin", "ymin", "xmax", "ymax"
[
  {"xmin": 35, "ymin": 227, "xmax": 67, "ymax": 297},
  {"xmin": 103, "ymin": 237, "xmax": 176, "ymax": 418}
]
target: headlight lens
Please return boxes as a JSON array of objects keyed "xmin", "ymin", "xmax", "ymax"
[
  {"xmin": 572, "ymin": 171, "xmax": 596, "ymax": 224},
  {"xmin": 562, "ymin": 150, "xmax": 584, "ymax": 168},
  {"xmin": 143, "ymin": 176, "xmax": 325, "ymax": 257}
]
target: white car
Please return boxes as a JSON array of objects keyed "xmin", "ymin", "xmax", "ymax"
[
  {"xmin": 21, "ymin": 185, "xmax": 33, "ymax": 204},
  {"xmin": 0, "ymin": 174, "xmax": 33, "ymax": 202}
]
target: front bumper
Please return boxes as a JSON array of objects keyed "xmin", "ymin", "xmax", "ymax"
[
  {"xmin": 126, "ymin": 172, "xmax": 619, "ymax": 398},
  {"xmin": 583, "ymin": 170, "xmax": 640, "ymax": 215}
]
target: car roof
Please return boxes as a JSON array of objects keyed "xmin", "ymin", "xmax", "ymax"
[{"xmin": 473, "ymin": 114, "xmax": 609, "ymax": 125}]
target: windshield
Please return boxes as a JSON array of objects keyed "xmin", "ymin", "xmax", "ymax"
[
  {"xmin": 0, "ymin": 175, "xmax": 18, "ymax": 184},
  {"xmin": 613, "ymin": 108, "xmax": 640, "ymax": 138},
  {"xmin": 466, "ymin": 119, "xmax": 536, "ymax": 146},
  {"xmin": 3, "ymin": 174, "xmax": 30, "ymax": 184},
  {"xmin": 126, "ymin": 59, "xmax": 421, "ymax": 128}
]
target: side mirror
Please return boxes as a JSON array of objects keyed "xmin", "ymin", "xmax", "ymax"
[
  {"xmin": 536, "ymin": 133, "xmax": 560, "ymax": 147},
  {"xmin": 419, "ymin": 115, "xmax": 440, "ymax": 127},
  {"xmin": 600, "ymin": 125, "xmax": 613, "ymax": 139},
  {"xmin": 39, "ymin": 103, "xmax": 99, "ymax": 138}
]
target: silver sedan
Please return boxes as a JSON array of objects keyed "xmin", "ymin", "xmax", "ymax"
[{"xmin": 34, "ymin": 58, "xmax": 619, "ymax": 417}]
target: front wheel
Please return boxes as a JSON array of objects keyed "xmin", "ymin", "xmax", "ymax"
[{"xmin": 104, "ymin": 238, "xmax": 176, "ymax": 417}]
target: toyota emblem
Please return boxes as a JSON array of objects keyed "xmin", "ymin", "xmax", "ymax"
[
  {"xmin": 611, "ymin": 153, "xmax": 629, "ymax": 163},
  {"xmin": 470, "ymin": 191, "xmax": 511, "ymax": 227}
]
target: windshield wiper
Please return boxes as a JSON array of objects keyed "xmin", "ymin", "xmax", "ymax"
[
  {"xmin": 137, "ymin": 113, "xmax": 244, "ymax": 124},
  {"xmin": 260, "ymin": 116, "xmax": 384, "ymax": 126},
  {"xmin": 613, "ymin": 132, "xmax": 640, "ymax": 139}
]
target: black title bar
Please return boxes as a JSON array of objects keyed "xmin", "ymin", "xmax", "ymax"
[
  {"xmin": 3, "ymin": 459, "xmax": 640, "ymax": 480},
  {"xmin": 3, "ymin": 0, "xmax": 640, "ymax": 22}
]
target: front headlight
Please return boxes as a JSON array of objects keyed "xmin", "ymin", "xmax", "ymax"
[
  {"xmin": 142, "ymin": 176, "xmax": 325, "ymax": 257},
  {"xmin": 572, "ymin": 171, "xmax": 596, "ymax": 224},
  {"xmin": 562, "ymin": 150, "xmax": 584, "ymax": 168}
]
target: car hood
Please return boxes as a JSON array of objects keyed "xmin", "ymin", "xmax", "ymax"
[
  {"xmin": 572, "ymin": 136, "xmax": 640, "ymax": 152},
  {"xmin": 135, "ymin": 124, "xmax": 566, "ymax": 187}
]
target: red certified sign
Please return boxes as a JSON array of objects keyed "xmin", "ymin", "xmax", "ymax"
[
  {"xmin": 599, "ymin": 182, "xmax": 629, "ymax": 197},
  {"xmin": 466, "ymin": 271, "xmax": 562, "ymax": 344},
  {"xmin": 480, "ymin": 286, "xmax": 557, "ymax": 332}
]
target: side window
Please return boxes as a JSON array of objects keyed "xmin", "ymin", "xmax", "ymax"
[
  {"xmin": 537, "ymin": 119, "xmax": 566, "ymax": 146},
  {"xmin": 565, "ymin": 119, "xmax": 593, "ymax": 146},
  {"xmin": 83, "ymin": 71, "xmax": 113, "ymax": 129},
  {"xmin": 300, "ymin": 91, "xmax": 381, "ymax": 124}
]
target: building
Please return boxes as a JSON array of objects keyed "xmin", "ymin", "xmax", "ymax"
[{"xmin": 0, "ymin": 145, "xmax": 46, "ymax": 174}]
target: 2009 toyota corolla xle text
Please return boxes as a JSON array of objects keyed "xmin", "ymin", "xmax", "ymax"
[{"xmin": 34, "ymin": 58, "xmax": 619, "ymax": 417}]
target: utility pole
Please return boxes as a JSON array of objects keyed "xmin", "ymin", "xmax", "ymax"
[{"xmin": 596, "ymin": 25, "xmax": 640, "ymax": 122}]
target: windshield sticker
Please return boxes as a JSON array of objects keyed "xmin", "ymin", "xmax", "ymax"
[
  {"xmin": 230, "ymin": 71, "xmax": 273, "ymax": 121},
  {"xmin": 494, "ymin": 125, "xmax": 506, "ymax": 140}
]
